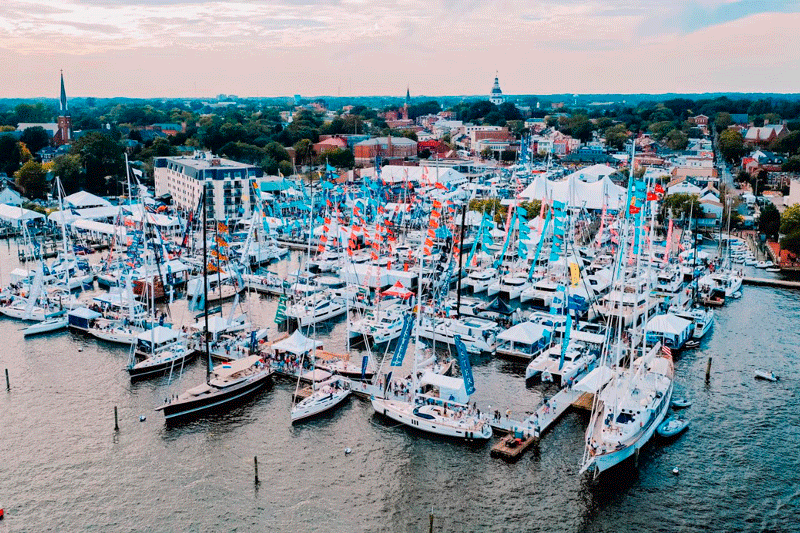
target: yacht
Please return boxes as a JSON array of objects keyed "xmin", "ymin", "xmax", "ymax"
[
  {"xmin": 520, "ymin": 277, "xmax": 559, "ymax": 307},
  {"xmin": 291, "ymin": 376, "xmax": 352, "ymax": 423},
  {"xmin": 594, "ymin": 278, "xmax": 658, "ymax": 327},
  {"xmin": 464, "ymin": 267, "xmax": 498, "ymax": 293},
  {"xmin": 581, "ymin": 345, "xmax": 674, "ymax": 476},
  {"xmin": 487, "ymin": 274, "xmax": 531, "ymax": 300},
  {"xmin": 348, "ymin": 304, "xmax": 406, "ymax": 345},
  {"xmin": 698, "ymin": 270, "xmax": 742, "ymax": 298},
  {"xmin": 128, "ymin": 326, "xmax": 193, "ymax": 380},
  {"xmin": 670, "ymin": 306, "xmax": 714, "ymax": 339},
  {"xmin": 525, "ymin": 341, "xmax": 598, "ymax": 386},
  {"xmin": 285, "ymin": 290, "xmax": 348, "ymax": 326},
  {"xmin": 418, "ymin": 314, "xmax": 498, "ymax": 355},
  {"xmin": 156, "ymin": 355, "xmax": 273, "ymax": 422}
]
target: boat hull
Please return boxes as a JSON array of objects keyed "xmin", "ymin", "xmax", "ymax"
[
  {"xmin": 159, "ymin": 371, "xmax": 273, "ymax": 422},
  {"xmin": 128, "ymin": 351, "xmax": 196, "ymax": 381},
  {"xmin": 371, "ymin": 397, "xmax": 492, "ymax": 441}
]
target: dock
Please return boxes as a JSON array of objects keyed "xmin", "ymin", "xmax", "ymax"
[
  {"xmin": 490, "ymin": 432, "xmax": 537, "ymax": 462},
  {"xmin": 571, "ymin": 392, "xmax": 595, "ymax": 411},
  {"xmin": 742, "ymin": 277, "xmax": 800, "ymax": 290}
]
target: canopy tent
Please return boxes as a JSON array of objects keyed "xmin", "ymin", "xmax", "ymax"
[
  {"xmin": 260, "ymin": 179, "xmax": 294, "ymax": 192},
  {"xmin": 420, "ymin": 371, "xmax": 469, "ymax": 404},
  {"xmin": 72, "ymin": 219, "xmax": 127, "ymax": 239},
  {"xmin": 519, "ymin": 173, "xmax": 626, "ymax": 210},
  {"xmin": 381, "ymin": 281, "xmax": 414, "ymax": 299},
  {"xmin": 573, "ymin": 366, "xmax": 616, "ymax": 394},
  {"xmin": 563, "ymin": 164, "xmax": 618, "ymax": 183},
  {"xmin": 0, "ymin": 203, "xmax": 45, "ymax": 226},
  {"xmin": 646, "ymin": 314, "xmax": 692, "ymax": 336},
  {"xmin": 64, "ymin": 191, "xmax": 112, "ymax": 209},
  {"xmin": 497, "ymin": 322, "xmax": 549, "ymax": 345},
  {"xmin": 361, "ymin": 165, "xmax": 468, "ymax": 187},
  {"xmin": 270, "ymin": 329, "xmax": 323, "ymax": 356}
]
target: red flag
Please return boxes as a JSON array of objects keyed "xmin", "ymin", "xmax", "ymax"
[
  {"xmin": 647, "ymin": 192, "xmax": 658, "ymax": 201},
  {"xmin": 654, "ymin": 184, "xmax": 665, "ymax": 194}
]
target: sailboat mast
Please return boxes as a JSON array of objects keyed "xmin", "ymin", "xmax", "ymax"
[{"xmin": 202, "ymin": 189, "xmax": 211, "ymax": 381}]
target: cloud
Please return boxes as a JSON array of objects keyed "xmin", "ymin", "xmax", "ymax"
[{"xmin": 0, "ymin": 1, "xmax": 798, "ymax": 97}]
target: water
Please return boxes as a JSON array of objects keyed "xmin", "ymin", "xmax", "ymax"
[{"xmin": 1, "ymin": 245, "xmax": 799, "ymax": 532}]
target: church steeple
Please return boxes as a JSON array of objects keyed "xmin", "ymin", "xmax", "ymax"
[
  {"xmin": 55, "ymin": 70, "xmax": 73, "ymax": 146},
  {"xmin": 59, "ymin": 70, "xmax": 69, "ymax": 116},
  {"xmin": 405, "ymin": 86, "xmax": 411, "ymax": 106}
]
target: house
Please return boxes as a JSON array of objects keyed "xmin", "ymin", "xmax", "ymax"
[
  {"xmin": 0, "ymin": 184, "xmax": 23, "ymax": 206},
  {"xmin": 689, "ymin": 115, "xmax": 709, "ymax": 126},
  {"xmin": 666, "ymin": 180, "xmax": 702, "ymax": 196},
  {"xmin": 313, "ymin": 136, "xmax": 348, "ymax": 155},
  {"xmin": 353, "ymin": 136, "xmax": 417, "ymax": 165},
  {"xmin": 744, "ymin": 124, "xmax": 789, "ymax": 146}
]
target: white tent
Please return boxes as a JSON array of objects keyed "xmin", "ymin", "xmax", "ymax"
[
  {"xmin": 519, "ymin": 173, "xmax": 627, "ymax": 210},
  {"xmin": 0, "ymin": 203, "xmax": 45, "ymax": 226},
  {"xmin": 420, "ymin": 371, "xmax": 468, "ymax": 404},
  {"xmin": 65, "ymin": 191, "xmax": 112, "ymax": 209},
  {"xmin": 646, "ymin": 314, "xmax": 692, "ymax": 336},
  {"xmin": 271, "ymin": 329, "xmax": 323, "ymax": 356},
  {"xmin": 564, "ymin": 164, "xmax": 618, "ymax": 183},
  {"xmin": 72, "ymin": 219, "xmax": 127, "ymax": 239},
  {"xmin": 497, "ymin": 322, "xmax": 549, "ymax": 345}
]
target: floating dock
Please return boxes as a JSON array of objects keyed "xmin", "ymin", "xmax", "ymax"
[
  {"xmin": 742, "ymin": 277, "xmax": 800, "ymax": 290},
  {"xmin": 491, "ymin": 432, "xmax": 537, "ymax": 462}
]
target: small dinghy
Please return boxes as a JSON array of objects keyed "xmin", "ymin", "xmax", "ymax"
[
  {"xmin": 755, "ymin": 261, "xmax": 774, "ymax": 269},
  {"xmin": 657, "ymin": 417, "xmax": 690, "ymax": 438},
  {"xmin": 684, "ymin": 340, "xmax": 700, "ymax": 349},
  {"xmin": 671, "ymin": 397, "xmax": 692, "ymax": 409},
  {"xmin": 23, "ymin": 316, "xmax": 68, "ymax": 337},
  {"xmin": 754, "ymin": 370, "xmax": 779, "ymax": 382},
  {"xmin": 765, "ymin": 267, "xmax": 781, "ymax": 273}
]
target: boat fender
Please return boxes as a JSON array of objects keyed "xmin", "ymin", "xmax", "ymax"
[
  {"xmin": 139, "ymin": 415, "xmax": 146, "ymax": 422},
  {"xmin": 344, "ymin": 448, "xmax": 352, "ymax": 455},
  {"xmin": 672, "ymin": 467, "xmax": 679, "ymax": 475}
]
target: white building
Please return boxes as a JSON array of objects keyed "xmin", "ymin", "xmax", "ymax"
[
  {"xmin": 489, "ymin": 74, "xmax": 505, "ymax": 105},
  {"xmin": 154, "ymin": 153, "xmax": 264, "ymax": 221}
]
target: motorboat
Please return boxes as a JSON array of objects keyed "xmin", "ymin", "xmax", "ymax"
[
  {"xmin": 755, "ymin": 261, "xmax": 774, "ymax": 269},
  {"xmin": 156, "ymin": 355, "xmax": 273, "ymax": 422},
  {"xmin": 417, "ymin": 314, "xmax": 498, "ymax": 355},
  {"xmin": 525, "ymin": 340, "xmax": 599, "ymax": 386},
  {"xmin": 487, "ymin": 275, "xmax": 531, "ymax": 300},
  {"xmin": 291, "ymin": 376, "xmax": 352, "ymax": 423},
  {"xmin": 128, "ymin": 326, "xmax": 193, "ymax": 380},
  {"xmin": 285, "ymin": 290, "xmax": 348, "ymax": 326},
  {"xmin": 754, "ymin": 370, "xmax": 779, "ymax": 382},
  {"xmin": 657, "ymin": 417, "xmax": 690, "ymax": 438},
  {"xmin": 464, "ymin": 267, "xmax": 498, "ymax": 293},
  {"xmin": 671, "ymin": 397, "xmax": 692, "ymax": 409}
]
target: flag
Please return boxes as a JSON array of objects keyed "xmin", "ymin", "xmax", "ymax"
[
  {"xmin": 654, "ymin": 183, "xmax": 665, "ymax": 194},
  {"xmin": 274, "ymin": 295, "xmax": 287, "ymax": 323},
  {"xmin": 662, "ymin": 344, "xmax": 672, "ymax": 358},
  {"xmin": 217, "ymin": 222, "xmax": 228, "ymax": 234}
]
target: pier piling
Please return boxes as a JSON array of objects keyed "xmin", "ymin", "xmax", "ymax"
[
  {"xmin": 254, "ymin": 456, "xmax": 260, "ymax": 485},
  {"xmin": 5, "ymin": 368, "xmax": 8, "ymax": 390},
  {"xmin": 114, "ymin": 406, "xmax": 119, "ymax": 431},
  {"xmin": 429, "ymin": 512, "xmax": 434, "ymax": 533},
  {"xmin": 705, "ymin": 357, "xmax": 712, "ymax": 382}
]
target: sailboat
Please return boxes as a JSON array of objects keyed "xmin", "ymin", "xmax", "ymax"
[
  {"xmin": 580, "ymin": 143, "xmax": 674, "ymax": 477},
  {"xmin": 156, "ymin": 189, "xmax": 272, "ymax": 422}
]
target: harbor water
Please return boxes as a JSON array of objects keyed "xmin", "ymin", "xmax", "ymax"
[{"xmin": 0, "ymin": 245, "xmax": 799, "ymax": 532}]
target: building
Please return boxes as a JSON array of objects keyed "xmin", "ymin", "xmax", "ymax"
[
  {"xmin": 54, "ymin": 71, "xmax": 72, "ymax": 146},
  {"xmin": 489, "ymin": 73, "xmax": 505, "ymax": 105},
  {"xmin": 153, "ymin": 153, "xmax": 264, "ymax": 221},
  {"xmin": 353, "ymin": 137, "xmax": 417, "ymax": 165},
  {"xmin": 688, "ymin": 115, "xmax": 709, "ymax": 126},
  {"xmin": 744, "ymin": 124, "xmax": 789, "ymax": 146},
  {"xmin": 313, "ymin": 136, "xmax": 348, "ymax": 154}
]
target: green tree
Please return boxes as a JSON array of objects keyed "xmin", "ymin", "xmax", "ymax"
[
  {"xmin": 662, "ymin": 193, "xmax": 701, "ymax": 219},
  {"xmin": 325, "ymin": 148, "xmax": 354, "ymax": 168},
  {"xmin": 714, "ymin": 112, "xmax": 733, "ymax": 130},
  {"xmin": 20, "ymin": 126, "xmax": 51, "ymax": 155},
  {"xmin": 278, "ymin": 160, "xmax": 293, "ymax": 177},
  {"xmin": 52, "ymin": 154, "xmax": 82, "ymax": 194},
  {"xmin": 779, "ymin": 204, "xmax": 800, "ymax": 235},
  {"xmin": 0, "ymin": 136, "xmax": 23, "ymax": 176},
  {"xmin": 293, "ymin": 139, "xmax": 314, "ymax": 166},
  {"xmin": 758, "ymin": 202, "xmax": 780, "ymax": 239},
  {"xmin": 604, "ymin": 125, "xmax": 629, "ymax": 151},
  {"xmin": 666, "ymin": 129, "xmax": 689, "ymax": 150},
  {"xmin": 71, "ymin": 131, "xmax": 124, "ymax": 195},
  {"xmin": 718, "ymin": 129, "xmax": 745, "ymax": 163},
  {"xmin": 14, "ymin": 160, "xmax": 47, "ymax": 199},
  {"xmin": 783, "ymin": 155, "xmax": 800, "ymax": 172},
  {"xmin": 14, "ymin": 103, "xmax": 52, "ymax": 123}
]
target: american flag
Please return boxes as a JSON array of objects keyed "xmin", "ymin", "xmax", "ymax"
[{"xmin": 662, "ymin": 345, "xmax": 673, "ymax": 358}]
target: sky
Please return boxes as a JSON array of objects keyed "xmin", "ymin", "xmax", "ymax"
[{"xmin": 1, "ymin": 0, "xmax": 799, "ymax": 99}]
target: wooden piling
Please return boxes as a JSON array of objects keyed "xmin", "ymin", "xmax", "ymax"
[
  {"xmin": 254, "ymin": 456, "xmax": 260, "ymax": 485},
  {"xmin": 114, "ymin": 406, "xmax": 119, "ymax": 431},
  {"xmin": 429, "ymin": 512, "xmax": 434, "ymax": 533},
  {"xmin": 5, "ymin": 368, "xmax": 8, "ymax": 390},
  {"xmin": 705, "ymin": 357, "xmax": 712, "ymax": 382}
]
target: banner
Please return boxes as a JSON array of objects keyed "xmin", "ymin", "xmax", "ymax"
[
  {"xmin": 569, "ymin": 262, "xmax": 580, "ymax": 287},
  {"xmin": 361, "ymin": 355, "xmax": 369, "ymax": 380},
  {"xmin": 274, "ymin": 295, "xmax": 287, "ymax": 323},
  {"xmin": 453, "ymin": 335, "xmax": 476, "ymax": 396},
  {"xmin": 390, "ymin": 313, "xmax": 413, "ymax": 367},
  {"xmin": 559, "ymin": 314, "xmax": 572, "ymax": 371}
]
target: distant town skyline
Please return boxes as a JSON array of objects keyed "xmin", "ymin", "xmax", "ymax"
[{"xmin": 2, "ymin": 0, "xmax": 800, "ymax": 99}]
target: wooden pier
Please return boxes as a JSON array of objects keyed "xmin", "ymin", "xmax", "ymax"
[
  {"xmin": 490, "ymin": 432, "xmax": 537, "ymax": 462},
  {"xmin": 742, "ymin": 277, "xmax": 800, "ymax": 290}
]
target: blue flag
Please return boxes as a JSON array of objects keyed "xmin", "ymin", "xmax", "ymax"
[{"xmin": 453, "ymin": 335, "xmax": 476, "ymax": 396}]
